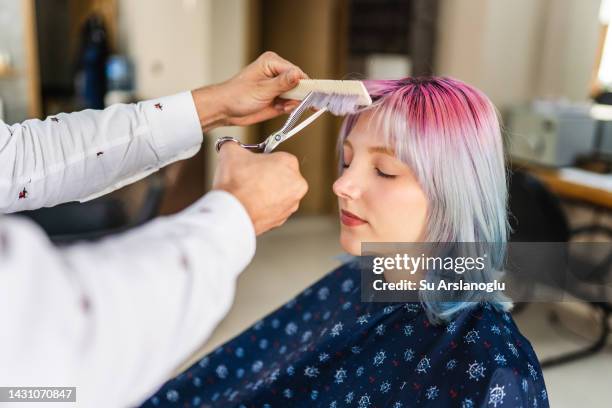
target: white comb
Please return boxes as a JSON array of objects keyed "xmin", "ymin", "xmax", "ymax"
[
  {"xmin": 280, "ymin": 79, "xmax": 372, "ymax": 116},
  {"xmin": 215, "ymin": 80, "xmax": 372, "ymax": 153}
]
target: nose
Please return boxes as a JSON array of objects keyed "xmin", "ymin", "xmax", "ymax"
[{"xmin": 333, "ymin": 169, "xmax": 362, "ymax": 200}]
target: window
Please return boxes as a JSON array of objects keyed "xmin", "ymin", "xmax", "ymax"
[{"xmin": 597, "ymin": 0, "xmax": 612, "ymax": 87}]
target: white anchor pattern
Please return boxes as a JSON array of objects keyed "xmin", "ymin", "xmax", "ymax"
[{"xmin": 141, "ymin": 261, "xmax": 548, "ymax": 407}]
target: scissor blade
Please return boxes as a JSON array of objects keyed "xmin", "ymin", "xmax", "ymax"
[
  {"xmin": 283, "ymin": 108, "xmax": 327, "ymax": 140},
  {"xmin": 280, "ymin": 92, "xmax": 316, "ymax": 133},
  {"xmin": 263, "ymin": 108, "xmax": 328, "ymax": 153}
]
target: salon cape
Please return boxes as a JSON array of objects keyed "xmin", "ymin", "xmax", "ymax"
[{"xmin": 0, "ymin": 92, "xmax": 256, "ymax": 407}]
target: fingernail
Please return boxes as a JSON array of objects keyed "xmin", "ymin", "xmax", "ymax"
[
  {"xmin": 287, "ymin": 69, "xmax": 298, "ymax": 84},
  {"xmin": 274, "ymin": 103, "xmax": 284, "ymax": 110}
]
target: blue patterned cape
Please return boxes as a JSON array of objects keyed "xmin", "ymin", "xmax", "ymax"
[{"xmin": 141, "ymin": 262, "xmax": 549, "ymax": 408}]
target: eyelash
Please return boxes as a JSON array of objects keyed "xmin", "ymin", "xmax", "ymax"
[
  {"xmin": 342, "ymin": 162, "xmax": 396, "ymax": 179},
  {"xmin": 376, "ymin": 168, "xmax": 396, "ymax": 179}
]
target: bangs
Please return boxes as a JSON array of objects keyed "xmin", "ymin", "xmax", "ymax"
[{"xmin": 338, "ymin": 90, "xmax": 431, "ymax": 184}]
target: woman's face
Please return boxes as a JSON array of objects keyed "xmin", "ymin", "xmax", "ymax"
[{"xmin": 333, "ymin": 112, "xmax": 429, "ymax": 255}]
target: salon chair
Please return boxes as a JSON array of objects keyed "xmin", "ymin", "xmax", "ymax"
[
  {"xmin": 507, "ymin": 169, "xmax": 612, "ymax": 368},
  {"xmin": 16, "ymin": 172, "xmax": 165, "ymax": 244}
]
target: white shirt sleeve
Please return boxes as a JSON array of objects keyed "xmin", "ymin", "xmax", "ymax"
[
  {"xmin": 0, "ymin": 91, "xmax": 203, "ymax": 213},
  {"xmin": 0, "ymin": 92, "xmax": 259, "ymax": 407},
  {"xmin": 0, "ymin": 190, "xmax": 256, "ymax": 408}
]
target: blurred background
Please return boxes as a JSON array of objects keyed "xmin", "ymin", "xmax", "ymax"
[{"xmin": 1, "ymin": 0, "xmax": 612, "ymax": 406}]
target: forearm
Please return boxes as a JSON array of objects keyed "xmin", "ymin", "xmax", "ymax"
[
  {"xmin": 191, "ymin": 85, "xmax": 230, "ymax": 133},
  {"xmin": 0, "ymin": 92, "xmax": 202, "ymax": 213}
]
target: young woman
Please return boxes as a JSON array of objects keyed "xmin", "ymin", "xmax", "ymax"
[{"xmin": 141, "ymin": 77, "xmax": 549, "ymax": 408}]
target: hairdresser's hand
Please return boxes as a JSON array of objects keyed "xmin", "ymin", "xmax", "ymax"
[
  {"xmin": 213, "ymin": 142, "xmax": 308, "ymax": 235},
  {"xmin": 192, "ymin": 51, "xmax": 308, "ymax": 132}
]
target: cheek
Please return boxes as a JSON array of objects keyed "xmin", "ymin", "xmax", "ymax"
[{"xmin": 368, "ymin": 182, "xmax": 429, "ymax": 241}]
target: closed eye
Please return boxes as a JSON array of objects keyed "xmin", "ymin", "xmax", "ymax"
[{"xmin": 376, "ymin": 168, "xmax": 396, "ymax": 179}]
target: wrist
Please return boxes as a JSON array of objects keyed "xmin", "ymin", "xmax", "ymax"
[{"xmin": 191, "ymin": 85, "xmax": 230, "ymax": 132}]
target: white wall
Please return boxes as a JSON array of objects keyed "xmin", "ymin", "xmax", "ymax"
[
  {"xmin": 435, "ymin": 0, "xmax": 489, "ymax": 86},
  {"xmin": 117, "ymin": 0, "xmax": 212, "ymax": 99},
  {"xmin": 117, "ymin": 0, "xmax": 253, "ymax": 187},
  {"xmin": 0, "ymin": 0, "xmax": 33, "ymax": 123},
  {"xmin": 480, "ymin": 0, "xmax": 545, "ymax": 107},
  {"xmin": 436, "ymin": 0, "xmax": 602, "ymax": 108},
  {"xmin": 536, "ymin": 0, "xmax": 601, "ymax": 100}
]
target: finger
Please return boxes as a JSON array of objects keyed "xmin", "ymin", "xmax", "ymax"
[
  {"xmin": 273, "ymin": 152, "xmax": 299, "ymax": 170},
  {"xmin": 279, "ymin": 99, "xmax": 301, "ymax": 113},
  {"xmin": 298, "ymin": 178, "xmax": 309, "ymax": 197},
  {"xmin": 217, "ymin": 139, "xmax": 246, "ymax": 157},
  {"xmin": 233, "ymin": 98, "xmax": 300, "ymax": 127},
  {"xmin": 261, "ymin": 52, "xmax": 293, "ymax": 77},
  {"xmin": 260, "ymin": 51, "xmax": 307, "ymax": 79},
  {"xmin": 272, "ymin": 97, "xmax": 302, "ymax": 112},
  {"xmin": 230, "ymin": 106, "xmax": 287, "ymax": 127},
  {"xmin": 272, "ymin": 97, "xmax": 291, "ymax": 109},
  {"xmin": 263, "ymin": 68, "xmax": 303, "ymax": 97}
]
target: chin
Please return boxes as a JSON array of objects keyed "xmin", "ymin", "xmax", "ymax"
[{"xmin": 339, "ymin": 232, "xmax": 362, "ymax": 256}]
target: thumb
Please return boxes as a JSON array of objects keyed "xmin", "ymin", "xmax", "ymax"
[
  {"xmin": 217, "ymin": 138, "xmax": 245, "ymax": 159},
  {"xmin": 268, "ymin": 68, "xmax": 302, "ymax": 95}
]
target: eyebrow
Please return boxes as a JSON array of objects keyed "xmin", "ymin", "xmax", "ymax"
[
  {"xmin": 343, "ymin": 140, "xmax": 395, "ymax": 156},
  {"xmin": 368, "ymin": 146, "xmax": 395, "ymax": 155}
]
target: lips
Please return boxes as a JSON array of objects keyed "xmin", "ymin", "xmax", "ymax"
[{"xmin": 340, "ymin": 210, "xmax": 367, "ymax": 227}]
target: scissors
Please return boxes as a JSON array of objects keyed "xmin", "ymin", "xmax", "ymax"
[{"xmin": 215, "ymin": 92, "xmax": 327, "ymax": 154}]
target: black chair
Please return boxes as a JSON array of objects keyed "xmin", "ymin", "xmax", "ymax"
[
  {"xmin": 507, "ymin": 169, "xmax": 612, "ymax": 368},
  {"xmin": 16, "ymin": 173, "xmax": 165, "ymax": 244},
  {"xmin": 594, "ymin": 91, "xmax": 612, "ymax": 105}
]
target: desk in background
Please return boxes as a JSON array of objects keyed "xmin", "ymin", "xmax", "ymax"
[{"xmin": 511, "ymin": 159, "xmax": 612, "ymax": 211}]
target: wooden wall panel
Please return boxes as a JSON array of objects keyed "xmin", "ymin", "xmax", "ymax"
[{"xmin": 260, "ymin": 0, "xmax": 346, "ymax": 214}]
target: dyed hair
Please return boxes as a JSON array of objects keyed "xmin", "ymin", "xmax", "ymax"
[{"xmin": 338, "ymin": 77, "xmax": 512, "ymax": 323}]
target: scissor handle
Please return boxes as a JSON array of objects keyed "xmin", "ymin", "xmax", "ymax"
[{"xmin": 215, "ymin": 136, "xmax": 265, "ymax": 153}]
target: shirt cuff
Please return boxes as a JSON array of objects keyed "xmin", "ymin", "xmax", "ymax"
[
  {"xmin": 143, "ymin": 91, "xmax": 203, "ymax": 163},
  {"xmin": 185, "ymin": 190, "xmax": 256, "ymax": 275}
]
